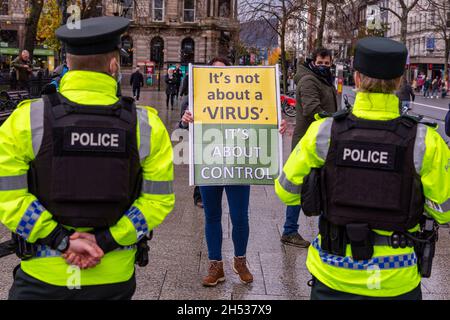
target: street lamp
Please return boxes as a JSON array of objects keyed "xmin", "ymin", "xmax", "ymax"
[{"xmin": 112, "ymin": 0, "xmax": 124, "ymax": 16}]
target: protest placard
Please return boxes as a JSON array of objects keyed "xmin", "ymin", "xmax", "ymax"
[{"xmin": 188, "ymin": 65, "xmax": 282, "ymax": 186}]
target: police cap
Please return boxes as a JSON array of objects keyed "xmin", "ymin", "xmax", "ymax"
[
  {"xmin": 353, "ymin": 37, "xmax": 407, "ymax": 80},
  {"xmin": 56, "ymin": 16, "xmax": 130, "ymax": 56}
]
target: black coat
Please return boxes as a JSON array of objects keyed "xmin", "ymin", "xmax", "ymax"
[
  {"xmin": 130, "ymin": 71, "xmax": 144, "ymax": 88},
  {"xmin": 180, "ymin": 75, "xmax": 189, "ymax": 96},
  {"xmin": 173, "ymin": 68, "xmax": 183, "ymax": 86},
  {"xmin": 396, "ymin": 83, "xmax": 415, "ymax": 102},
  {"xmin": 165, "ymin": 75, "xmax": 178, "ymax": 95}
]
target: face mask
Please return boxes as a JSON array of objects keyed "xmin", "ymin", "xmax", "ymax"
[{"xmin": 315, "ymin": 65, "xmax": 331, "ymax": 78}]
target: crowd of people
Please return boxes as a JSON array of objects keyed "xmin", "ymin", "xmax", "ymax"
[{"xmin": 414, "ymin": 74, "xmax": 448, "ymax": 99}]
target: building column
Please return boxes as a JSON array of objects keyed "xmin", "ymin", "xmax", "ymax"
[{"xmin": 135, "ymin": 34, "xmax": 149, "ymax": 67}]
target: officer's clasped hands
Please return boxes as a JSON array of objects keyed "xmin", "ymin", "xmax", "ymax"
[{"xmin": 61, "ymin": 232, "xmax": 104, "ymax": 269}]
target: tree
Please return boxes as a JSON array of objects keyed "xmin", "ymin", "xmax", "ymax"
[
  {"xmin": 24, "ymin": 0, "xmax": 45, "ymax": 60},
  {"xmin": 381, "ymin": 0, "xmax": 420, "ymax": 44},
  {"xmin": 37, "ymin": 0, "xmax": 62, "ymax": 52},
  {"xmin": 240, "ymin": 0, "xmax": 309, "ymax": 93},
  {"xmin": 315, "ymin": 0, "xmax": 329, "ymax": 48}
]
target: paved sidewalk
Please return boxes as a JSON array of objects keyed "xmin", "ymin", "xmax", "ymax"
[{"xmin": 0, "ymin": 90, "xmax": 449, "ymax": 300}]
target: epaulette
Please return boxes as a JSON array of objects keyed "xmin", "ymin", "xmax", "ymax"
[{"xmin": 331, "ymin": 108, "xmax": 351, "ymax": 120}]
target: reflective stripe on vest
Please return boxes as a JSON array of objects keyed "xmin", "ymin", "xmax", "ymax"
[
  {"xmin": 413, "ymin": 124, "xmax": 427, "ymax": 174},
  {"xmin": 142, "ymin": 180, "xmax": 173, "ymax": 195},
  {"xmin": 0, "ymin": 174, "xmax": 28, "ymax": 191},
  {"xmin": 316, "ymin": 118, "xmax": 333, "ymax": 160},
  {"xmin": 125, "ymin": 206, "xmax": 148, "ymax": 241},
  {"xmin": 442, "ymin": 198, "xmax": 450, "ymax": 212},
  {"xmin": 312, "ymin": 238, "xmax": 417, "ymax": 270},
  {"xmin": 278, "ymin": 171, "xmax": 302, "ymax": 194},
  {"xmin": 137, "ymin": 107, "xmax": 151, "ymax": 162},
  {"xmin": 426, "ymin": 197, "xmax": 450, "ymax": 213},
  {"xmin": 30, "ymin": 99, "xmax": 45, "ymax": 157},
  {"xmin": 33, "ymin": 244, "xmax": 137, "ymax": 258},
  {"xmin": 16, "ymin": 200, "xmax": 45, "ymax": 240}
]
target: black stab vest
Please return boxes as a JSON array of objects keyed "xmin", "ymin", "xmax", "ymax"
[
  {"xmin": 28, "ymin": 93, "xmax": 142, "ymax": 228},
  {"xmin": 321, "ymin": 114, "xmax": 425, "ymax": 232}
]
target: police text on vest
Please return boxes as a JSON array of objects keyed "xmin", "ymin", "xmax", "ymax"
[
  {"xmin": 70, "ymin": 132, "xmax": 120, "ymax": 147},
  {"xmin": 342, "ymin": 148, "xmax": 388, "ymax": 164}
]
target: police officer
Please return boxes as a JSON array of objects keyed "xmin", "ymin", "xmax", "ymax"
[
  {"xmin": 0, "ymin": 16, "xmax": 175, "ymax": 299},
  {"xmin": 275, "ymin": 37, "xmax": 450, "ymax": 300}
]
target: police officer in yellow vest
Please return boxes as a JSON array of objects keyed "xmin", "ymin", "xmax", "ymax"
[
  {"xmin": 275, "ymin": 37, "xmax": 450, "ymax": 300},
  {"xmin": 0, "ymin": 16, "xmax": 175, "ymax": 299}
]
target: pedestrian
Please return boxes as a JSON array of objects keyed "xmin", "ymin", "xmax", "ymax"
[
  {"xmin": 173, "ymin": 63, "xmax": 183, "ymax": 98},
  {"xmin": 416, "ymin": 74, "xmax": 424, "ymax": 92},
  {"xmin": 445, "ymin": 103, "xmax": 450, "ymax": 137},
  {"xmin": 441, "ymin": 78, "xmax": 448, "ymax": 98},
  {"xmin": 130, "ymin": 66, "xmax": 144, "ymax": 101},
  {"xmin": 446, "ymin": 103, "xmax": 450, "ymax": 137},
  {"xmin": 423, "ymin": 77, "xmax": 431, "ymax": 98},
  {"xmin": 275, "ymin": 36, "xmax": 450, "ymax": 300},
  {"xmin": 165, "ymin": 68, "xmax": 177, "ymax": 110},
  {"xmin": 180, "ymin": 72, "xmax": 189, "ymax": 97},
  {"xmin": 178, "ymin": 95, "xmax": 203, "ymax": 208},
  {"xmin": 281, "ymin": 47, "xmax": 338, "ymax": 248},
  {"xmin": 49, "ymin": 62, "xmax": 69, "ymax": 91},
  {"xmin": 181, "ymin": 56, "xmax": 288, "ymax": 287},
  {"xmin": 396, "ymin": 78, "xmax": 415, "ymax": 114},
  {"xmin": 11, "ymin": 50, "xmax": 33, "ymax": 92},
  {"xmin": 0, "ymin": 16, "xmax": 175, "ymax": 300},
  {"xmin": 431, "ymin": 76, "xmax": 439, "ymax": 98}
]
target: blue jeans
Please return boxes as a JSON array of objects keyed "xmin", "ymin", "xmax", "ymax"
[
  {"xmin": 401, "ymin": 101, "xmax": 410, "ymax": 114},
  {"xmin": 199, "ymin": 185, "xmax": 250, "ymax": 261},
  {"xmin": 283, "ymin": 205, "xmax": 301, "ymax": 235}
]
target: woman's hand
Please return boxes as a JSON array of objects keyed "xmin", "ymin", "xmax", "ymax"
[
  {"xmin": 181, "ymin": 110, "xmax": 194, "ymax": 127},
  {"xmin": 279, "ymin": 119, "xmax": 287, "ymax": 135}
]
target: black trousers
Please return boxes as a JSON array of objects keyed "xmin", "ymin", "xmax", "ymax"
[
  {"xmin": 166, "ymin": 93, "xmax": 176, "ymax": 108},
  {"xmin": 310, "ymin": 277, "xmax": 422, "ymax": 300},
  {"xmin": 132, "ymin": 86, "xmax": 141, "ymax": 100},
  {"xmin": 8, "ymin": 267, "xmax": 136, "ymax": 300}
]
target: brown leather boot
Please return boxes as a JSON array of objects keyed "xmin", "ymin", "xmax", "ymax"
[
  {"xmin": 202, "ymin": 260, "xmax": 225, "ymax": 287},
  {"xmin": 233, "ymin": 256, "xmax": 253, "ymax": 284}
]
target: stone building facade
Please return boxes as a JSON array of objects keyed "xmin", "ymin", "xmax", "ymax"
[{"xmin": 103, "ymin": 0, "xmax": 239, "ymax": 73}]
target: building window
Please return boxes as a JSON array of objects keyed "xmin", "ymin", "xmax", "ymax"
[
  {"xmin": 1, "ymin": 0, "xmax": 8, "ymax": 15},
  {"xmin": 181, "ymin": 37, "xmax": 195, "ymax": 63},
  {"xmin": 120, "ymin": 35, "xmax": 133, "ymax": 67},
  {"xmin": 0, "ymin": 30, "xmax": 17, "ymax": 47},
  {"xmin": 153, "ymin": 0, "xmax": 164, "ymax": 22},
  {"xmin": 122, "ymin": 0, "xmax": 133, "ymax": 19},
  {"xmin": 184, "ymin": 0, "xmax": 195, "ymax": 22},
  {"xmin": 151, "ymin": 37, "xmax": 164, "ymax": 67},
  {"xmin": 218, "ymin": 0, "xmax": 230, "ymax": 17},
  {"xmin": 207, "ymin": 0, "xmax": 211, "ymax": 17}
]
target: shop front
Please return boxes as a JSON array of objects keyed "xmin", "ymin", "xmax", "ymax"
[{"xmin": 0, "ymin": 47, "xmax": 55, "ymax": 73}]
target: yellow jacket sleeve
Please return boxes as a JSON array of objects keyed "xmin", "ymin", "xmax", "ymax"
[
  {"xmin": 275, "ymin": 118, "xmax": 332, "ymax": 206},
  {"xmin": 104, "ymin": 106, "xmax": 175, "ymax": 248},
  {"xmin": 420, "ymin": 126, "xmax": 450, "ymax": 224},
  {"xmin": 0, "ymin": 100, "xmax": 58, "ymax": 243}
]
